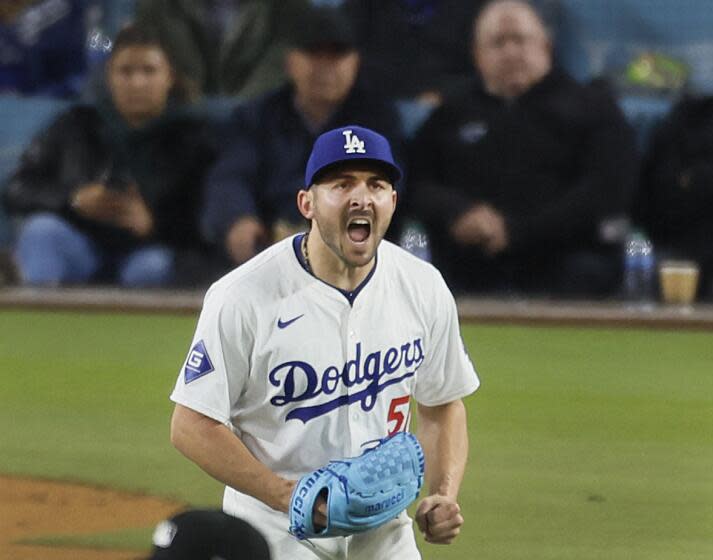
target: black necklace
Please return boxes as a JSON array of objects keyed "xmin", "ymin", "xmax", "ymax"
[{"xmin": 302, "ymin": 232, "xmax": 311, "ymax": 273}]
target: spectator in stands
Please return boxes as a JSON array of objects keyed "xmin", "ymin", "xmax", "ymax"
[
  {"xmin": 2, "ymin": 24, "xmax": 216, "ymax": 288},
  {"xmin": 638, "ymin": 95, "xmax": 713, "ymax": 300},
  {"xmin": 345, "ymin": 0, "xmax": 482, "ymax": 105},
  {"xmin": 148, "ymin": 509, "xmax": 270, "ymax": 560},
  {"xmin": 0, "ymin": 0, "xmax": 88, "ymax": 98},
  {"xmin": 134, "ymin": 0, "xmax": 309, "ymax": 99},
  {"xmin": 200, "ymin": 5, "xmax": 402, "ymax": 267},
  {"xmin": 408, "ymin": 0, "xmax": 638, "ymax": 296}
]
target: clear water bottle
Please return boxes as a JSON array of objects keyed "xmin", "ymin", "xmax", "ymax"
[
  {"xmin": 622, "ymin": 230, "xmax": 656, "ymax": 304},
  {"xmin": 399, "ymin": 220, "xmax": 431, "ymax": 262}
]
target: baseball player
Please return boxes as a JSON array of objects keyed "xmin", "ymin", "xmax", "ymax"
[{"xmin": 170, "ymin": 125, "xmax": 480, "ymax": 559}]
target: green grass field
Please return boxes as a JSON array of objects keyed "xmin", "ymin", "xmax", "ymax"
[{"xmin": 1, "ymin": 309, "xmax": 712, "ymax": 559}]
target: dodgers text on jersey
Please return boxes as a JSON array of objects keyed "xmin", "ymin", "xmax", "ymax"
[{"xmin": 269, "ymin": 338, "xmax": 424, "ymax": 423}]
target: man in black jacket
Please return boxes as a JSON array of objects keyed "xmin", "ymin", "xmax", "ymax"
[
  {"xmin": 408, "ymin": 0, "xmax": 638, "ymax": 296},
  {"xmin": 200, "ymin": 6, "xmax": 403, "ymax": 267}
]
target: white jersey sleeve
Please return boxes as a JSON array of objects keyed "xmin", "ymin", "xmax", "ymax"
[
  {"xmin": 413, "ymin": 271, "xmax": 479, "ymax": 406},
  {"xmin": 170, "ymin": 282, "xmax": 252, "ymax": 424}
]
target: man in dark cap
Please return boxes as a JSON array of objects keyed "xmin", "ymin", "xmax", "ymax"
[
  {"xmin": 149, "ymin": 509, "xmax": 271, "ymax": 559},
  {"xmin": 199, "ymin": 5, "xmax": 403, "ymax": 269}
]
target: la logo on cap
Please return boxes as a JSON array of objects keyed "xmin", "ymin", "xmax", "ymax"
[{"xmin": 343, "ymin": 129, "xmax": 366, "ymax": 154}]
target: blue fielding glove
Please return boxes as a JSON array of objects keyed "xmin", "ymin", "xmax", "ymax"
[{"xmin": 289, "ymin": 432, "xmax": 425, "ymax": 540}]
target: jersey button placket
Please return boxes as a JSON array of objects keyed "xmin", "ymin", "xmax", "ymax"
[
  {"xmin": 347, "ymin": 322, "xmax": 357, "ymax": 426},
  {"xmin": 340, "ymin": 307, "xmax": 356, "ymax": 452},
  {"xmin": 348, "ymin": 305, "xmax": 358, "ymax": 340},
  {"xmin": 344, "ymin": 309, "xmax": 366, "ymax": 453}
]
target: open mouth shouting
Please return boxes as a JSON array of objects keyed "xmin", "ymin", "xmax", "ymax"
[{"xmin": 347, "ymin": 217, "xmax": 372, "ymax": 244}]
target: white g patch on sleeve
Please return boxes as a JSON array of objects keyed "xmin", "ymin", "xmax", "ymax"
[
  {"xmin": 171, "ymin": 284, "xmax": 251, "ymax": 424},
  {"xmin": 184, "ymin": 340, "xmax": 215, "ymax": 383}
]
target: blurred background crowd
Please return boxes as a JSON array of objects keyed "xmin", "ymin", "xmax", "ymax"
[{"xmin": 1, "ymin": 0, "xmax": 712, "ymax": 301}]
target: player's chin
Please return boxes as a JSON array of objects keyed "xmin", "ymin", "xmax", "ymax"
[
  {"xmin": 345, "ymin": 248, "xmax": 375, "ymax": 268},
  {"xmin": 343, "ymin": 239, "xmax": 377, "ymax": 267}
]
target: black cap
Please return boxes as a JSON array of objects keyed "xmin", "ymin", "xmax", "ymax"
[
  {"xmin": 288, "ymin": 6, "xmax": 357, "ymax": 52},
  {"xmin": 149, "ymin": 510, "xmax": 270, "ymax": 560}
]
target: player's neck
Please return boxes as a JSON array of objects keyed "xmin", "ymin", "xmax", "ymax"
[{"xmin": 304, "ymin": 231, "xmax": 374, "ymax": 292}]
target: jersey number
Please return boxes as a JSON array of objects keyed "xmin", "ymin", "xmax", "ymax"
[{"xmin": 387, "ymin": 395, "xmax": 411, "ymax": 435}]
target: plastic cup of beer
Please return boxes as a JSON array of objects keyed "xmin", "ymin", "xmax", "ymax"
[{"xmin": 658, "ymin": 260, "xmax": 700, "ymax": 306}]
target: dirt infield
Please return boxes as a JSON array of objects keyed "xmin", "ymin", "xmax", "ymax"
[{"xmin": 0, "ymin": 476, "xmax": 184, "ymax": 560}]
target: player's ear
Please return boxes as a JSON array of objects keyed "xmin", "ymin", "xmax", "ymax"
[{"xmin": 297, "ymin": 189, "xmax": 314, "ymax": 220}]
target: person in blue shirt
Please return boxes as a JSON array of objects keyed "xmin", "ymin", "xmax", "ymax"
[{"xmin": 200, "ymin": 5, "xmax": 403, "ymax": 267}]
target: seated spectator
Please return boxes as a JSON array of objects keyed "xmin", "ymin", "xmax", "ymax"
[
  {"xmin": 148, "ymin": 509, "xmax": 271, "ymax": 560},
  {"xmin": 0, "ymin": 0, "xmax": 88, "ymax": 98},
  {"xmin": 2, "ymin": 24, "xmax": 216, "ymax": 288},
  {"xmin": 408, "ymin": 0, "xmax": 638, "ymax": 296},
  {"xmin": 201, "ymin": 5, "xmax": 402, "ymax": 267},
  {"xmin": 134, "ymin": 0, "xmax": 309, "ymax": 99},
  {"xmin": 638, "ymin": 95, "xmax": 713, "ymax": 300}
]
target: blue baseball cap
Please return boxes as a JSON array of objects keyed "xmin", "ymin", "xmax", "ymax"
[{"xmin": 305, "ymin": 125, "xmax": 402, "ymax": 187}]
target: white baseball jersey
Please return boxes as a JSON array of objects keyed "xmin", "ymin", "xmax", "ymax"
[{"xmin": 170, "ymin": 234, "xmax": 479, "ymax": 537}]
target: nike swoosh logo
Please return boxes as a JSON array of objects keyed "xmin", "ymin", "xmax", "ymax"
[{"xmin": 277, "ymin": 314, "xmax": 304, "ymax": 329}]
